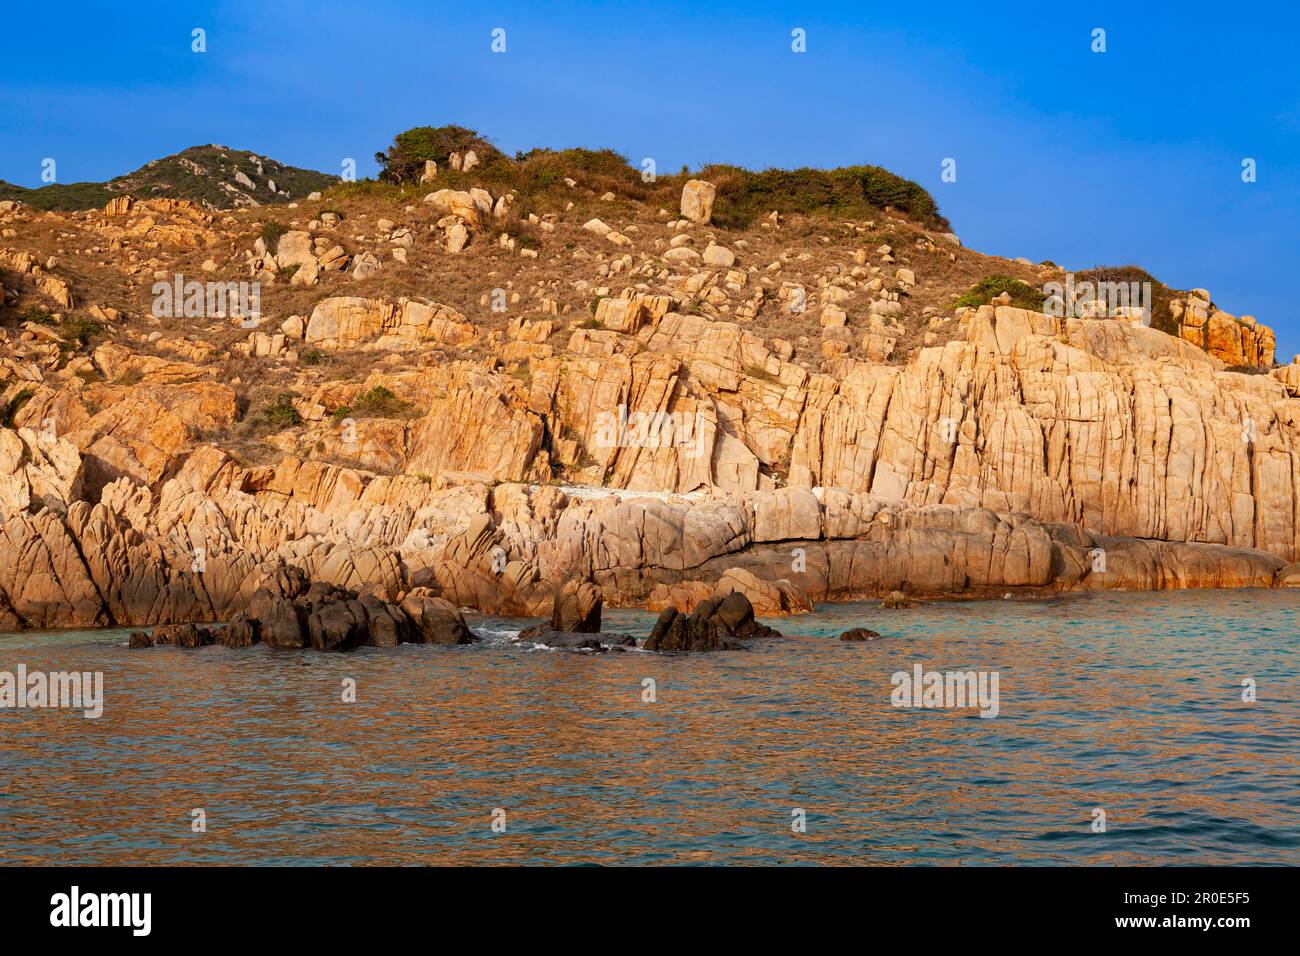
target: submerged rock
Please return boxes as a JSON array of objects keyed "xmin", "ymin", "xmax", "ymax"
[
  {"xmin": 513, "ymin": 625, "xmax": 636, "ymax": 652},
  {"xmin": 881, "ymin": 590, "xmax": 919, "ymax": 609},
  {"xmin": 838, "ymin": 627, "xmax": 881, "ymax": 642}
]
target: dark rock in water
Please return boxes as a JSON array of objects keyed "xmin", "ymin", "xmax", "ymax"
[
  {"xmin": 713, "ymin": 591, "xmax": 754, "ymax": 631},
  {"xmin": 151, "ymin": 623, "xmax": 217, "ymax": 648},
  {"xmin": 128, "ymin": 630, "xmax": 152, "ymax": 649},
  {"xmin": 400, "ymin": 590, "xmax": 477, "ymax": 645},
  {"xmin": 360, "ymin": 594, "xmax": 410, "ymax": 647},
  {"xmin": 839, "ymin": 627, "xmax": 881, "ymax": 642},
  {"xmin": 306, "ymin": 597, "xmax": 370, "ymax": 651},
  {"xmin": 514, "ymin": 624, "xmax": 636, "ymax": 652},
  {"xmin": 247, "ymin": 587, "xmax": 306, "ymax": 649},
  {"xmin": 156, "ymin": 583, "xmax": 478, "ymax": 652},
  {"xmin": 550, "ymin": 578, "xmax": 603, "ymax": 633},
  {"xmin": 221, "ymin": 615, "xmax": 258, "ymax": 648},
  {"xmin": 645, "ymin": 592, "xmax": 780, "ymax": 653}
]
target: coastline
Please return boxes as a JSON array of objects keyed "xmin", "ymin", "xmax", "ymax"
[{"xmin": 1, "ymin": 454, "xmax": 1296, "ymax": 635}]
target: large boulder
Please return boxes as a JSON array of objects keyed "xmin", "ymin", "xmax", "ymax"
[
  {"xmin": 551, "ymin": 578, "xmax": 602, "ymax": 633},
  {"xmin": 400, "ymin": 589, "xmax": 477, "ymax": 644},
  {"xmin": 680, "ymin": 179, "xmax": 716, "ymax": 225},
  {"xmin": 644, "ymin": 592, "xmax": 779, "ymax": 653}
]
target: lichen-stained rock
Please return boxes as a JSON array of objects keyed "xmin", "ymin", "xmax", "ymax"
[
  {"xmin": 785, "ymin": 325, "xmax": 1300, "ymax": 562},
  {"xmin": 593, "ymin": 292, "xmax": 674, "ymax": 334},
  {"xmin": 0, "ymin": 427, "xmax": 85, "ymax": 515},
  {"xmin": 304, "ymin": 296, "xmax": 477, "ymax": 350},
  {"xmin": 297, "ymin": 417, "xmax": 409, "ymax": 475},
  {"xmin": 93, "ymin": 343, "xmax": 215, "ymax": 384},
  {"xmin": 650, "ymin": 567, "xmax": 813, "ymax": 615},
  {"xmin": 549, "ymin": 577, "xmax": 602, "ymax": 632},
  {"xmin": 422, "ymin": 188, "xmax": 485, "ymax": 227},
  {"xmin": 67, "ymin": 383, "xmax": 237, "ymax": 496},
  {"xmin": 679, "ymin": 179, "xmax": 716, "ymax": 225},
  {"xmin": 1173, "ymin": 292, "xmax": 1276, "ymax": 368},
  {"xmin": 752, "ymin": 487, "xmax": 821, "ymax": 542},
  {"xmin": 0, "ymin": 509, "xmax": 107, "ymax": 628},
  {"xmin": 406, "ymin": 384, "xmax": 544, "ymax": 482}
]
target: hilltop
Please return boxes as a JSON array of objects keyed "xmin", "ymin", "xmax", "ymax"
[
  {"xmin": 0, "ymin": 145, "xmax": 338, "ymax": 211},
  {"xmin": 0, "ymin": 125, "xmax": 1296, "ymax": 632}
]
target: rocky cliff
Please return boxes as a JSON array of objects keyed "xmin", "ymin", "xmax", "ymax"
[{"xmin": 1, "ymin": 136, "xmax": 1297, "ymax": 629}]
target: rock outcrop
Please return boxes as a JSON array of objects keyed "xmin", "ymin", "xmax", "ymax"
[
  {"xmin": 2, "ymin": 149, "xmax": 1297, "ymax": 637},
  {"xmin": 0, "ymin": 433, "xmax": 1291, "ymax": 632},
  {"xmin": 133, "ymin": 581, "xmax": 476, "ymax": 651},
  {"xmin": 645, "ymin": 592, "xmax": 779, "ymax": 652}
]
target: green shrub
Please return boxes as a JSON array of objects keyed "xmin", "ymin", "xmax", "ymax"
[
  {"xmin": 59, "ymin": 315, "xmax": 106, "ymax": 350},
  {"xmin": 260, "ymin": 221, "xmax": 288, "ymax": 254},
  {"xmin": 261, "ymin": 393, "xmax": 302, "ymax": 427},
  {"xmin": 951, "ymin": 276, "xmax": 1047, "ymax": 312},
  {"xmin": 1, "ymin": 306, "xmax": 56, "ymax": 329},
  {"xmin": 374, "ymin": 125, "xmax": 507, "ymax": 183},
  {"xmin": 1072, "ymin": 266, "xmax": 1179, "ymax": 337},
  {"xmin": 351, "ymin": 385, "xmax": 413, "ymax": 418},
  {"xmin": 702, "ymin": 164, "xmax": 948, "ymax": 231}
]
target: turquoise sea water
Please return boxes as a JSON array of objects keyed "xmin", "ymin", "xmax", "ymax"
[{"xmin": 0, "ymin": 589, "xmax": 1296, "ymax": 865}]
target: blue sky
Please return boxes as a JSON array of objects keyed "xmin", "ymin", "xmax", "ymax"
[{"xmin": 2, "ymin": 0, "xmax": 1297, "ymax": 357}]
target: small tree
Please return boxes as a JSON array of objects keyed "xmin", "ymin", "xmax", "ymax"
[{"xmin": 374, "ymin": 126, "xmax": 505, "ymax": 183}]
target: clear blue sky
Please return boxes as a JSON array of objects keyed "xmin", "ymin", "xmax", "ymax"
[{"xmin": 2, "ymin": 0, "xmax": 1297, "ymax": 358}]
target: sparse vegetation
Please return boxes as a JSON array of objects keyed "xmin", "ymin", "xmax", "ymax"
[
  {"xmin": 260, "ymin": 221, "xmax": 288, "ymax": 254},
  {"xmin": 348, "ymin": 386, "xmax": 414, "ymax": 419},
  {"xmin": 0, "ymin": 145, "xmax": 336, "ymax": 211},
  {"xmin": 261, "ymin": 393, "xmax": 302, "ymax": 427}
]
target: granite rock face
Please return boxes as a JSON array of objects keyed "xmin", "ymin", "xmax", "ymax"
[
  {"xmin": 0, "ymin": 430, "xmax": 1291, "ymax": 631},
  {"xmin": 2, "ymin": 181, "xmax": 1298, "ymax": 634}
]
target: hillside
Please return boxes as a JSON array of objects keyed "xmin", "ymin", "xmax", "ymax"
[
  {"xmin": 0, "ymin": 145, "xmax": 338, "ymax": 211},
  {"xmin": 0, "ymin": 125, "xmax": 1296, "ymax": 631}
]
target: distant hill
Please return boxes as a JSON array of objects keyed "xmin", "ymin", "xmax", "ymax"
[{"xmin": 0, "ymin": 145, "xmax": 339, "ymax": 211}]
